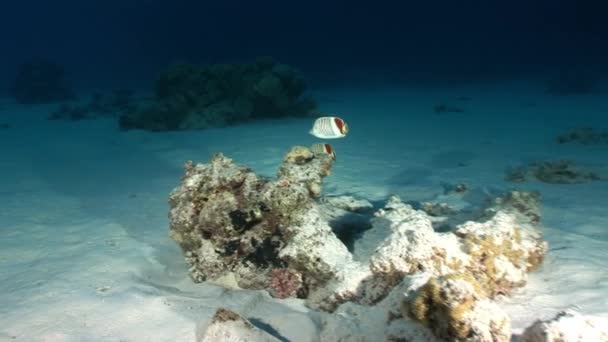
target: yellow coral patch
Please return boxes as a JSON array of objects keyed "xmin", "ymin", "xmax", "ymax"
[
  {"xmin": 463, "ymin": 231, "xmax": 527, "ymax": 296},
  {"xmin": 405, "ymin": 273, "xmax": 485, "ymax": 340},
  {"xmin": 284, "ymin": 146, "xmax": 314, "ymax": 165}
]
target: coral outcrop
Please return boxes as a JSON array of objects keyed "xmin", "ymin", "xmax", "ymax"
[
  {"xmin": 169, "ymin": 146, "xmax": 357, "ymax": 303},
  {"xmin": 11, "ymin": 60, "xmax": 73, "ymax": 104},
  {"xmin": 169, "ymin": 146, "xmax": 551, "ymax": 341},
  {"xmin": 342, "ymin": 193, "xmax": 545, "ymax": 341},
  {"xmin": 455, "ymin": 211, "xmax": 546, "ymax": 295},
  {"xmin": 120, "ymin": 58, "xmax": 316, "ymax": 131}
]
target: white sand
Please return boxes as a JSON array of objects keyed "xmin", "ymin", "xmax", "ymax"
[{"xmin": 1, "ymin": 82, "xmax": 607, "ymax": 340}]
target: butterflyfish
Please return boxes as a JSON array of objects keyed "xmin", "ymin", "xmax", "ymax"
[
  {"xmin": 309, "ymin": 116, "xmax": 348, "ymax": 139},
  {"xmin": 310, "ymin": 143, "xmax": 336, "ymax": 160}
]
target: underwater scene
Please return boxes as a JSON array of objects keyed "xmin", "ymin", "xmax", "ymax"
[{"xmin": 1, "ymin": 1, "xmax": 607, "ymax": 341}]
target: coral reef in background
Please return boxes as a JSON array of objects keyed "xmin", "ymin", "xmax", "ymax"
[
  {"xmin": 506, "ymin": 160, "xmax": 604, "ymax": 184},
  {"xmin": 48, "ymin": 90, "xmax": 135, "ymax": 121},
  {"xmin": 120, "ymin": 58, "xmax": 316, "ymax": 131},
  {"xmin": 11, "ymin": 60, "xmax": 74, "ymax": 104},
  {"xmin": 557, "ymin": 127, "xmax": 608, "ymax": 145},
  {"xmin": 168, "ymin": 146, "xmax": 551, "ymax": 341}
]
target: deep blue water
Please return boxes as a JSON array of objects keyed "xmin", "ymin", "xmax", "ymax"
[{"xmin": 1, "ymin": 0, "xmax": 607, "ymax": 91}]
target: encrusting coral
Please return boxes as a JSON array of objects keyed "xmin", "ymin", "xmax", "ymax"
[
  {"xmin": 455, "ymin": 211, "xmax": 547, "ymax": 296},
  {"xmin": 168, "ymin": 145, "xmax": 550, "ymax": 341},
  {"xmin": 403, "ymin": 273, "xmax": 510, "ymax": 341},
  {"xmin": 266, "ymin": 268, "xmax": 303, "ymax": 299}
]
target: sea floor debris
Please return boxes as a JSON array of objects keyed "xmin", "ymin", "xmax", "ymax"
[
  {"xmin": 505, "ymin": 160, "xmax": 603, "ymax": 184},
  {"xmin": 556, "ymin": 127, "xmax": 608, "ymax": 145}
]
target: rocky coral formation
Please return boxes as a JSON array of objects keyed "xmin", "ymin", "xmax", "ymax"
[
  {"xmin": 557, "ymin": 127, "xmax": 608, "ymax": 145},
  {"xmin": 320, "ymin": 270, "xmax": 512, "ymax": 342},
  {"xmin": 318, "ymin": 195, "xmax": 375, "ymax": 251},
  {"xmin": 506, "ymin": 160, "xmax": 603, "ymax": 184},
  {"xmin": 169, "ymin": 146, "xmax": 551, "ymax": 341},
  {"xmin": 198, "ymin": 308, "xmax": 281, "ymax": 342},
  {"xmin": 120, "ymin": 58, "xmax": 316, "ymax": 131},
  {"xmin": 168, "ymin": 146, "xmax": 356, "ymax": 303},
  {"xmin": 11, "ymin": 60, "xmax": 73, "ymax": 104},
  {"xmin": 411, "ymin": 188, "xmax": 540, "ymax": 235},
  {"xmin": 455, "ymin": 211, "xmax": 547, "ymax": 295},
  {"xmin": 348, "ymin": 194, "xmax": 546, "ymax": 340},
  {"xmin": 370, "ymin": 196, "xmax": 548, "ymax": 294},
  {"xmin": 48, "ymin": 90, "xmax": 135, "ymax": 120},
  {"xmin": 367, "ymin": 197, "xmax": 469, "ymax": 278},
  {"xmin": 520, "ymin": 310, "xmax": 608, "ymax": 342}
]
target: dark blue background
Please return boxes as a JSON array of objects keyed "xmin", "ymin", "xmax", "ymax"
[{"xmin": 1, "ymin": 0, "xmax": 606, "ymax": 90}]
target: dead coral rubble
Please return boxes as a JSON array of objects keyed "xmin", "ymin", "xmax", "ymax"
[
  {"xmin": 506, "ymin": 160, "xmax": 602, "ymax": 184},
  {"xmin": 487, "ymin": 190, "xmax": 541, "ymax": 224},
  {"xmin": 557, "ymin": 127, "xmax": 608, "ymax": 145},
  {"xmin": 169, "ymin": 146, "xmax": 549, "ymax": 342}
]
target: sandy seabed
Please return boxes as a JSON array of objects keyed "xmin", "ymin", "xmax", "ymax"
[{"xmin": 1, "ymin": 82, "xmax": 607, "ymax": 341}]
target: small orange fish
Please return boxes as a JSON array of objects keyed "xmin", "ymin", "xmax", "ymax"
[
  {"xmin": 309, "ymin": 116, "xmax": 348, "ymax": 139},
  {"xmin": 311, "ymin": 143, "xmax": 336, "ymax": 160}
]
